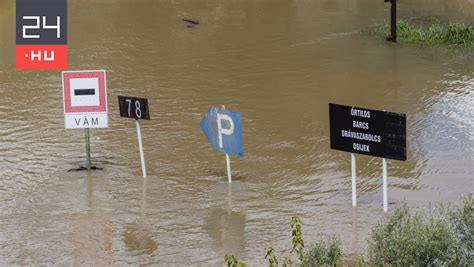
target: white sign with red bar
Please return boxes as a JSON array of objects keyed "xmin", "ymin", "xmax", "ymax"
[{"xmin": 62, "ymin": 70, "xmax": 108, "ymax": 129}]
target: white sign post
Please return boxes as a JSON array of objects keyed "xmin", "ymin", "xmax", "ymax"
[
  {"xmin": 382, "ymin": 158, "xmax": 388, "ymax": 212},
  {"xmin": 225, "ymin": 153, "xmax": 232, "ymax": 183},
  {"xmin": 219, "ymin": 105, "xmax": 233, "ymax": 183},
  {"xmin": 136, "ymin": 120, "xmax": 147, "ymax": 178},
  {"xmin": 62, "ymin": 70, "xmax": 108, "ymax": 170},
  {"xmin": 351, "ymin": 153, "xmax": 357, "ymax": 207}
]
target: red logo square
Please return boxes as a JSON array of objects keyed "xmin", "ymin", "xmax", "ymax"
[{"xmin": 16, "ymin": 45, "xmax": 68, "ymax": 69}]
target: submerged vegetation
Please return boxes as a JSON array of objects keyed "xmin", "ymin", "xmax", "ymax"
[
  {"xmin": 372, "ymin": 19, "xmax": 474, "ymax": 47},
  {"xmin": 225, "ymin": 216, "xmax": 342, "ymax": 267},
  {"xmin": 224, "ymin": 194, "xmax": 473, "ymax": 266}
]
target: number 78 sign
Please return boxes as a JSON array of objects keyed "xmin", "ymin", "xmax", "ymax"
[
  {"xmin": 118, "ymin": 96, "xmax": 150, "ymax": 178},
  {"xmin": 118, "ymin": 96, "xmax": 150, "ymax": 120}
]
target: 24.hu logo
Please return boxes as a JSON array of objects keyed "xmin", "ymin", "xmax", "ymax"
[{"xmin": 16, "ymin": 0, "xmax": 67, "ymax": 69}]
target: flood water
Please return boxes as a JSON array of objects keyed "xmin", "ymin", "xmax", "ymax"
[{"xmin": 0, "ymin": 0, "xmax": 473, "ymax": 265}]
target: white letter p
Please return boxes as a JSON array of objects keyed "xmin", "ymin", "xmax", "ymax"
[{"xmin": 217, "ymin": 113, "xmax": 234, "ymax": 148}]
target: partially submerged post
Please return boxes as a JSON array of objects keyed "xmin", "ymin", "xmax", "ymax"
[
  {"xmin": 84, "ymin": 128, "xmax": 92, "ymax": 171},
  {"xmin": 382, "ymin": 158, "xmax": 388, "ymax": 212},
  {"xmin": 221, "ymin": 105, "xmax": 232, "ymax": 183},
  {"xmin": 62, "ymin": 70, "xmax": 109, "ymax": 171},
  {"xmin": 351, "ymin": 153, "xmax": 357, "ymax": 207},
  {"xmin": 136, "ymin": 119, "xmax": 147, "ymax": 178},
  {"xmin": 385, "ymin": 0, "xmax": 397, "ymax": 42},
  {"xmin": 118, "ymin": 96, "xmax": 150, "ymax": 178},
  {"xmin": 329, "ymin": 103, "xmax": 406, "ymax": 212},
  {"xmin": 200, "ymin": 106, "xmax": 244, "ymax": 183}
]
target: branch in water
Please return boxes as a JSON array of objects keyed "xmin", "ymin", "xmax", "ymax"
[{"xmin": 182, "ymin": 18, "xmax": 199, "ymax": 25}]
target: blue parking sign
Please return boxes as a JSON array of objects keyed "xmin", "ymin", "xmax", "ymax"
[{"xmin": 200, "ymin": 107, "xmax": 243, "ymax": 157}]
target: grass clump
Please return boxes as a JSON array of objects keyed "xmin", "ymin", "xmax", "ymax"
[
  {"xmin": 301, "ymin": 237, "xmax": 341, "ymax": 267},
  {"xmin": 374, "ymin": 19, "xmax": 474, "ymax": 47},
  {"xmin": 364, "ymin": 203, "xmax": 458, "ymax": 266},
  {"xmin": 442, "ymin": 194, "xmax": 474, "ymax": 265}
]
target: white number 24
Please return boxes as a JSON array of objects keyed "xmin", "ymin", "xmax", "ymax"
[{"xmin": 22, "ymin": 16, "xmax": 61, "ymax": 39}]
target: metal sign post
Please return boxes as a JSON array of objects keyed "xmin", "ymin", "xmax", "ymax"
[
  {"xmin": 136, "ymin": 120, "xmax": 147, "ymax": 178},
  {"xmin": 225, "ymin": 152, "xmax": 232, "ymax": 183},
  {"xmin": 118, "ymin": 96, "xmax": 150, "ymax": 179},
  {"xmin": 84, "ymin": 128, "xmax": 92, "ymax": 171},
  {"xmin": 385, "ymin": 0, "xmax": 397, "ymax": 42},
  {"xmin": 351, "ymin": 153, "xmax": 357, "ymax": 207},
  {"xmin": 221, "ymin": 105, "xmax": 232, "ymax": 183},
  {"xmin": 383, "ymin": 158, "xmax": 388, "ymax": 212}
]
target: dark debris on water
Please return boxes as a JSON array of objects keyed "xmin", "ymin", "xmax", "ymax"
[
  {"xmin": 68, "ymin": 166, "xmax": 104, "ymax": 172},
  {"xmin": 182, "ymin": 18, "xmax": 199, "ymax": 28}
]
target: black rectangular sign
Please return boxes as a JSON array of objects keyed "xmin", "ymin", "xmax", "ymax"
[
  {"xmin": 74, "ymin": 89, "xmax": 95, "ymax": 96},
  {"xmin": 16, "ymin": 0, "xmax": 68, "ymax": 45},
  {"xmin": 16, "ymin": 0, "xmax": 68, "ymax": 69},
  {"xmin": 329, "ymin": 103, "xmax": 406, "ymax": 161},
  {"xmin": 118, "ymin": 96, "xmax": 150, "ymax": 120}
]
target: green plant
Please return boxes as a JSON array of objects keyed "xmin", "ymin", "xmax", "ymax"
[
  {"xmin": 226, "ymin": 196, "xmax": 471, "ymax": 266},
  {"xmin": 290, "ymin": 216, "xmax": 305, "ymax": 262},
  {"xmin": 224, "ymin": 254, "xmax": 248, "ymax": 267},
  {"xmin": 264, "ymin": 247, "xmax": 294, "ymax": 267},
  {"xmin": 227, "ymin": 216, "xmax": 343, "ymax": 266},
  {"xmin": 264, "ymin": 216, "xmax": 304, "ymax": 266},
  {"xmin": 265, "ymin": 247, "xmax": 279, "ymax": 267},
  {"xmin": 282, "ymin": 257, "xmax": 293, "ymax": 267},
  {"xmin": 442, "ymin": 193, "xmax": 474, "ymax": 265},
  {"xmin": 365, "ymin": 202, "xmax": 460, "ymax": 266},
  {"xmin": 301, "ymin": 237, "xmax": 342, "ymax": 267},
  {"xmin": 370, "ymin": 19, "xmax": 474, "ymax": 47},
  {"xmin": 263, "ymin": 216, "xmax": 341, "ymax": 267}
]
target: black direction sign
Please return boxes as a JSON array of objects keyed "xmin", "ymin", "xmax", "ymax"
[
  {"xmin": 329, "ymin": 103, "xmax": 406, "ymax": 161},
  {"xmin": 118, "ymin": 96, "xmax": 150, "ymax": 120}
]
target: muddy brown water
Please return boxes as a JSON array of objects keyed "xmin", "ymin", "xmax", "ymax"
[{"xmin": 0, "ymin": 0, "xmax": 473, "ymax": 265}]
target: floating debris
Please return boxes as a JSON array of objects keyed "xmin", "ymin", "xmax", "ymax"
[
  {"xmin": 182, "ymin": 18, "xmax": 199, "ymax": 28},
  {"xmin": 68, "ymin": 166, "xmax": 104, "ymax": 172}
]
